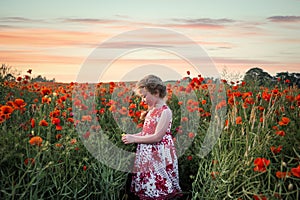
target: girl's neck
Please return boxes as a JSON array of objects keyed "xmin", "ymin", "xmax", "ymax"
[{"xmin": 154, "ymin": 99, "xmax": 165, "ymax": 108}]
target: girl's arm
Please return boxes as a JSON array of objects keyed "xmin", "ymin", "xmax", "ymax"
[
  {"xmin": 122, "ymin": 109, "xmax": 172, "ymax": 144},
  {"xmin": 134, "ymin": 132, "xmax": 142, "ymax": 136}
]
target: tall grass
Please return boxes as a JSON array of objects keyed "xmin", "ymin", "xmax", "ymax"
[
  {"xmin": 192, "ymin": 83, "xmax": 300, "ymax": 199},
  {"xmin": 0, "ymin": 71, "xmax": 299, "ymax": 199}
]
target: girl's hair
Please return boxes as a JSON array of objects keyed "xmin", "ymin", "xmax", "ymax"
[{"xmin": 136, "ymin": 75, "xmax": 167, "ymax": 98}]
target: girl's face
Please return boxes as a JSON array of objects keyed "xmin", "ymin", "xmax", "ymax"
[{"xmin": 140, "ymin": 88, "xmax": 158, "ymax": 107}]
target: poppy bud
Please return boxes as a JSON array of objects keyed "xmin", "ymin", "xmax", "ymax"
[{"xmin": 288, "ymin": 183, "xmax": 293, "ymax": 191}]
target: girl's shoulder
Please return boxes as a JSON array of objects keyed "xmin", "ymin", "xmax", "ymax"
[
  {"xmin": 162, "ymin": 104, "xmax": 172, "ymax": 112},
  {"xmin": 149, "ymin": 105, "xmax": 170, "ymax": 116},
  {"xmin": 157, "ymin": 105, "xmax": 172, "ymax": 116}
]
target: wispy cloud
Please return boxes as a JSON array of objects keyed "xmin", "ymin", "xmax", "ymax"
[
  {"xmin": 0, "ymin": 50, "xmax": 83, "ymax": 65},
  {"xmin": 171, "ymin": 18, "xmax": 236, "ymax": 24},
  {"xmin": 0, "ymin": 24, "xmax": 15, "ymax": 28},
  {"xmin": 213, "ymin": 57, "xmax": 279, "ymax": 65},
  {"xmin": 0, "ymin": 16, "xmax": 240, "ymax": 32},
  {"xmin": 62, "ymin": 18, "xmax": 118, "ymax": 24},
  {"xmin": 267, "ymin": 16, "xmax": 300, "ymax": 23},
  {"xmin": 114, "ymin": 14, "xmax": 131, "ymax": 19},
  {"xmin": 0, "ymin": 17, "xmax": 45, "ymax": 23},
  {"xmin": 0, "ymin": 28, "xmax": 109, "ymax": 47},
  {"xmin": 164, "ymin": 17, "xmax": 236, "ymax": 29},
  {"xmin": 100, "ymin": 42, "xmax": 173, "ymax": 49}
]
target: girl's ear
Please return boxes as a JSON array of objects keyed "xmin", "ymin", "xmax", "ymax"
[{"xmin": 154, "ymin": 90, "xmax": 160, "ymax": 97}]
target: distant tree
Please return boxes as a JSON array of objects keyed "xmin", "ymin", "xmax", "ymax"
[
  {"xmin": 4, "ymin": 73, "xmax": 16, "ymax": 82},
  {"xmin": 0, "ymin": 64, "xmax": 20, "ymax": 82},
  {"xmin": 243, "ymin": 67, "xmax": 273, "ymax": 86},
  {"xmin": 31, "ymin": 75, "xmax": 55, "ymax": 82},
  {"xmin": 275, "ymin": 72, "xmax": 300, "ymax": 87},
  {"xmin": 1, "ymin": 64, "xmax": 55, "ymax": 83}
]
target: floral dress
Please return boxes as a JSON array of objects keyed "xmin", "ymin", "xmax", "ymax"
[{"xmin": 131, "ymin": 105, "xmax": 181, "ymax": 200}]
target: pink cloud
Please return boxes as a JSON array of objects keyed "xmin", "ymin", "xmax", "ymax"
[
  {"xmin": 62, "ymin": 18, "xmax": 118, "ymax": 24},
  {"xmin": 267, "ymin": 16, "xmax": 300, "ymax": 23},
  {"xmin": 212, "ymin": 57, "xmax": 278, "ymax": 65},
  {"xmin": 0, "ymin": 50, "xmax": 84, "ymax": 65},
  {"xmin": 0, "ymin": 28, "xmax": 110, "ymax": 47}
]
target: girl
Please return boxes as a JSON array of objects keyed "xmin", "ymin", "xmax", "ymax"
[{"xmin": 122, "ymin": 75, "xmax": 181, "ymax": 200}]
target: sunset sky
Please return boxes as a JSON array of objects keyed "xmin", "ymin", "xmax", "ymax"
[{"xmin": 1, "ymin": 0, "xmax": 300, "ymax": 82}]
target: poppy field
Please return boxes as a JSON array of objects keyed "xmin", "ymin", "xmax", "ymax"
[{"xmin": 0, "ymin": 69, "xmax": 299, "ymax": 200}]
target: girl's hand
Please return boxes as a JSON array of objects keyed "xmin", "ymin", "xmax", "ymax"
[{"xmin": 122, "ymin": 134, "xmax": 135, "ymax": 144}]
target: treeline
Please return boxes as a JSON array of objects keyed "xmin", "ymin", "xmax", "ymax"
[
  {"xmin": 0, "ymin": 64, "xmax": 299, "ymax": 87},
  {"xmin": 0, "ymin": 64, "xmax": 55, "ymax": 83},
  {"xmin": 243, "ymin": 67, "xmax": 300, "ymax": 88}
]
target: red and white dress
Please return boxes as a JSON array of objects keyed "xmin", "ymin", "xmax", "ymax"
[{"xmin": 131, "ymin": 105, "xmax": 181, "ymax": 200}]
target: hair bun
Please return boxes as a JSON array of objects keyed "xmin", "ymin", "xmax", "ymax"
[{"xmin": 136, "ymin": 75, "xmax": 167, "ymax": 98}]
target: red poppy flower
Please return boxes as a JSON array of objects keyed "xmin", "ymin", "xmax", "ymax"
[
  {"xmin": 181, "ymin": 117, "xmax": 188, "ymax": 122},
  {"xmin": 257, "ymin": 106, "xmax": 265, "ymax": 112},
  {"xmin": 216, "ymin": 100, "xmax": 226, "ymax": 110},
  {"xmin": 137, "ymin": 122, "xmax": 143, "ymax": 128},
  {"xmin": 50, "ymin": 110, "xmax": 60, "ymax": 118},
  {"xmin": 232, "ymin": 85, "xmax": 238, "ymax": 90},
  {"xmin": 188, "ymin": 132, "xmax": 195, "ymax": 139},
  {"xmin": 55, "ymin": 143, "xmax": 63, "ymax": 148},
  {"xmin": 67, "ymin": 117, "xmax": 74, "ymax": 123},
  {"xmin": 275, "ymin": 130, "xmax": 285, "ymax": 136},
  {"xmin": 41, "ymin": 87, "xmax": 51, "ymax": 96},
  {"xmin": 51, "ymin": 117, "xmax": 60, "ymax": 125},
  {"xmin": 270, "ymin": 145, "xmax": 282, "ymax": 154},
  {"xmin": 236, "ymin": 116, "xmax": 242, "ymax": 125},
  {"xmin": 56, "ymin": 134, "xmax": 62, "ymax": 140},
  {"xmin": 24, "ymin": 158, "xmax": 35, "ymax": 166},
  {"xmin": 276, "ymin": 171, "xmax": 291, "ymax": 178},
  {"xmin": 211, "ymin": 171, "xmax": 219, "ymax": 179},
  {"xmin": 262, "ymin": 92, "xmax": 271, "ymax": 102},
  {"xmin": 128, "ymin": 103, "xmax": 136, "ymax": 109},
  {"xmin": 42, "ymin": 97, "xmax": 51, "ymax": 104},
  {"xmin": 31, "ymin": 118, "xmax": 35, "ymax": 128},
  {"xmin": 278, "ymin": 117, "xmax": 290, "ymax": 126},
  {"xmin": 60, "ymin": 95, "xmax": 67, "ymax": 102},
  {"xmin": 118, "ymin": 107, "xmax": 127, "ymax": 115},
  {"xmin": 83, "ymin": 131, "xmax": 90, "ymax": 139},
  {"xmin": 56, "ymin": 125, "xmax": 62, "ymax": 131},
  {"xmin": 39, "ymin": 119, "xmax": 49, "ymax": 127},
  {"xmin": 291, "ymin": 165, "xmax": 300, "ymax": 178},
  {"xmin": 253, "ymin": 157, "xmax": 270, "ymax": 172},
  {"xmin": 0, "ymin": 108, "xmax": 13, "ymax": 121},
  {"xmin": 29, "ymin": 136, "xmax": 43, "ymax": 146},
  {"xmin": 259, "ymin": 117, "xmax": 264, "ymax": 122},
  {"xmin": 0, "ymin": 105, "xmax": 14, "ymax": 115},
  {"xmin": 81, "ymin": 115, "xmax": 92, "ymax": 122},
  {"xmin": 70, "ymin": 138, "xmax": 77, "ymax": 145},
  {"xmin": 14, "ymin": 98, "xmax": 26, "ymax": 108},
  {"xmin": 109, "ymin": 105, "xmax": 117, "ymax": 112},
  {"xmin": 177, "ymin": 101, "xmax": 183, "ymax": 105}
]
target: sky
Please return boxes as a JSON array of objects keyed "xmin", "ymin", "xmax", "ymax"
[{"xmin": 0, "ymin": 0, "xmax": 300, "ymax": 82}]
